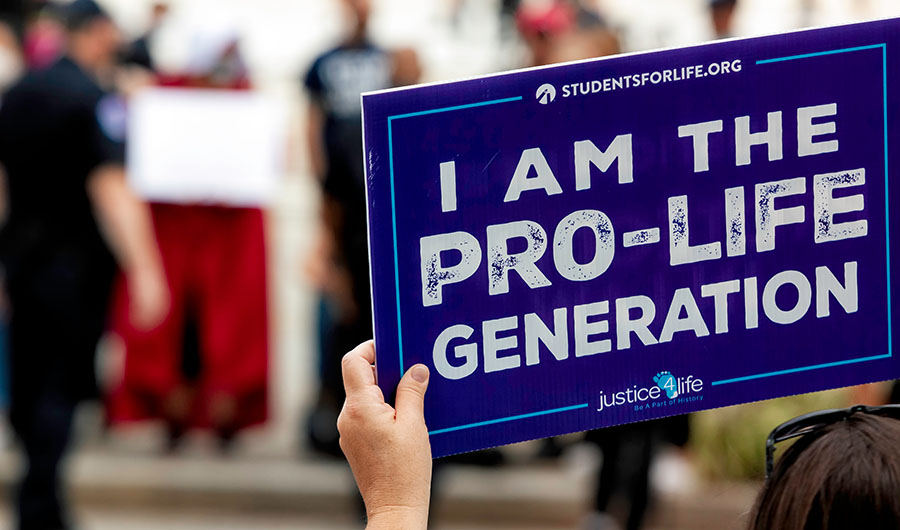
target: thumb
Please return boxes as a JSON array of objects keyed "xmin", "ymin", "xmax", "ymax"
[{"xmin": 395, "ymin": 364, "xmax": 429, "ymax": 424}]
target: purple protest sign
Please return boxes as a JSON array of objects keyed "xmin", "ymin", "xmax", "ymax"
[{"xmin": 362, "ymin": 19, "xmax": 900, "ymax": 458}]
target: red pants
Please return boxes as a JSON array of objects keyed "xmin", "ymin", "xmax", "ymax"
[{"xmin": 107, "ymin": 204, "xmax": 268, "ymax": 429}]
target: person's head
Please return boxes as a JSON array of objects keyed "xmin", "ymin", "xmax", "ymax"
[
  {"xmin": 709, "ymin": 0, "xmax": 737, "ymax": 39},
  {"xmin": 391, "ymin": 47, "xmax": 421, "ymax": 87},
  {"xmin": 150, "ymin": 2, "xmax": 169, "ymax": 25},
  {"xmin": 750, "ymin": 412, "xmax": 900, "ymax": 530},
  {"xmin": 61, "ymin": 0, "xmax": 120, "ymax": 73},
  {"xmin": 341, "ymin": 0, "xmax": 371, "ymax": 40},
  {"xmin": 515, "ymin": 0, "xmax": 576, "ymax": 66}
]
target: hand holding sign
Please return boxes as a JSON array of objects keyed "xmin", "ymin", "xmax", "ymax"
[{"xmin": 338, "ymin": 342, "xmax": 432, "ymax": 529}]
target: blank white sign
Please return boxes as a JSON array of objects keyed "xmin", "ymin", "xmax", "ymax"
[{"xmin": 127, "ymin": 88, "xmax": 287, "ymax": 207}]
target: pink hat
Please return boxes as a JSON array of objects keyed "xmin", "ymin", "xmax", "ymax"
[{"xmin": 516, "ymin": 1, "xmax": 576, "ymax": 37}]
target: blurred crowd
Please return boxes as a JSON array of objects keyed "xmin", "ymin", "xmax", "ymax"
[{"xmin": 0, "ymin": 0, "xmax": 896, "ymax": 529}]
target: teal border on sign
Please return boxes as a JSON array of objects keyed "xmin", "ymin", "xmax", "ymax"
[
  {"xmin": 712, "ymin": 43, "xmax": 892, "ymax": 386},
  {"xmin": 427, "ymin": 403, "xmax": 590, "ymax": 436},
  {"xmin": 387, "ymin": 95, "xmax": 592, "ymax": 436},
  {"xmin": 387, "ymin": 95, "xmax": 522, "ymax": 373},
  {"xmin": 383, "ymin": 42, "xmax": 893, "ymax": 434}
]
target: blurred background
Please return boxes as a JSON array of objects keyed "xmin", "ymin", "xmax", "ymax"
[{"xmin": 0, "ymin": 0, "xmax": 897, "ymax": 529}]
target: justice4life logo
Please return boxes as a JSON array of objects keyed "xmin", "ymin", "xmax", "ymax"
[
  {"xmin": 536, "ymin": 83, "xmax": 556, "ymax": 104},
  {"xmin": 596, "ymin": 372, "xmax": 705, "ymax": 413},
  {"xmin": 654, "ymin": 371, "xmax": 680, "ymax": 398}
]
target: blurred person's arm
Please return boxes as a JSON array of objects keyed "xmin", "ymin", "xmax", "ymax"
[
  {"xmin": 87, "ymin": 165, "xmax": 168, "ymax": 330},
  {"xmin": 338, "ymin": 341, "xmax": 432, "ymax": 530},
  {"xmin": 850, "ymin": 382, "xmax": 890, "ymax": 406},
  {"xmin": 0, "ymin": 164, "xmax": 8, "ymax": 225},
  {"xmin": 303, "ymin": 50, "xmax": 328, "ymax": 181},
  {"xmin": 306, "ymin": 101, "xmax": 327, "ymax": 180},
  {"xmin": 302, "ymin": 96, "xmax": 355, "ymax": 315}
]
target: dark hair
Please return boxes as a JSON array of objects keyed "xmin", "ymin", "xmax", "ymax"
[
  {"xmin": 58, "ymin": 0, "xmax": 110, "ymax": 31},
  {"xmin": 749, "ymin": 414, "xmax": 900, "ymax": 530}
]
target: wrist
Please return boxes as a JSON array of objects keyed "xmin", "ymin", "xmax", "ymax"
[
  {"xmin": 125, "ymin": 257, "xmax": 163, "ymax": 279},
  {"xmin": 366, "ymin": 505, "xmax": 428, "ymax": 530}
]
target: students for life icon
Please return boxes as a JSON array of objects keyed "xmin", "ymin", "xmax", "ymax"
[{"xmin": 536, "ymin": 83, "xmax": 556, "ymax": 104}]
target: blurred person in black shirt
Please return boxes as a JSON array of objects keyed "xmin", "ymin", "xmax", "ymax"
[
  {"xmin": 303, "ymin": 0, "xmax": 420, "ymax": 457},
  {"xmin": 0, "ymin": 1, "xmax": 167, "ymax": 528}
]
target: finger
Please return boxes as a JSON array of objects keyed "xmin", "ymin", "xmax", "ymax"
[
  {"xmin": 395, "ymin": 364, "xmax": 429, "ymax": 424},
  {"xmin": 341, "ymin": 341, "xmax": 377, "ymax": 396},
  {"xmin": 356, "ymin": 340, "xmax": 376, "ymax": 364}
]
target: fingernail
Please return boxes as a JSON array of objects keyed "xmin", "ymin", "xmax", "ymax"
[{"xmin": 412, "ymin": 365, "xmax": 429, "ymax": 383}]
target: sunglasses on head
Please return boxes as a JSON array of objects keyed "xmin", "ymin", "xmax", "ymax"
[{"xmin": 765, "ymin": 404, "xmax": 900, "ymax": 479}]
